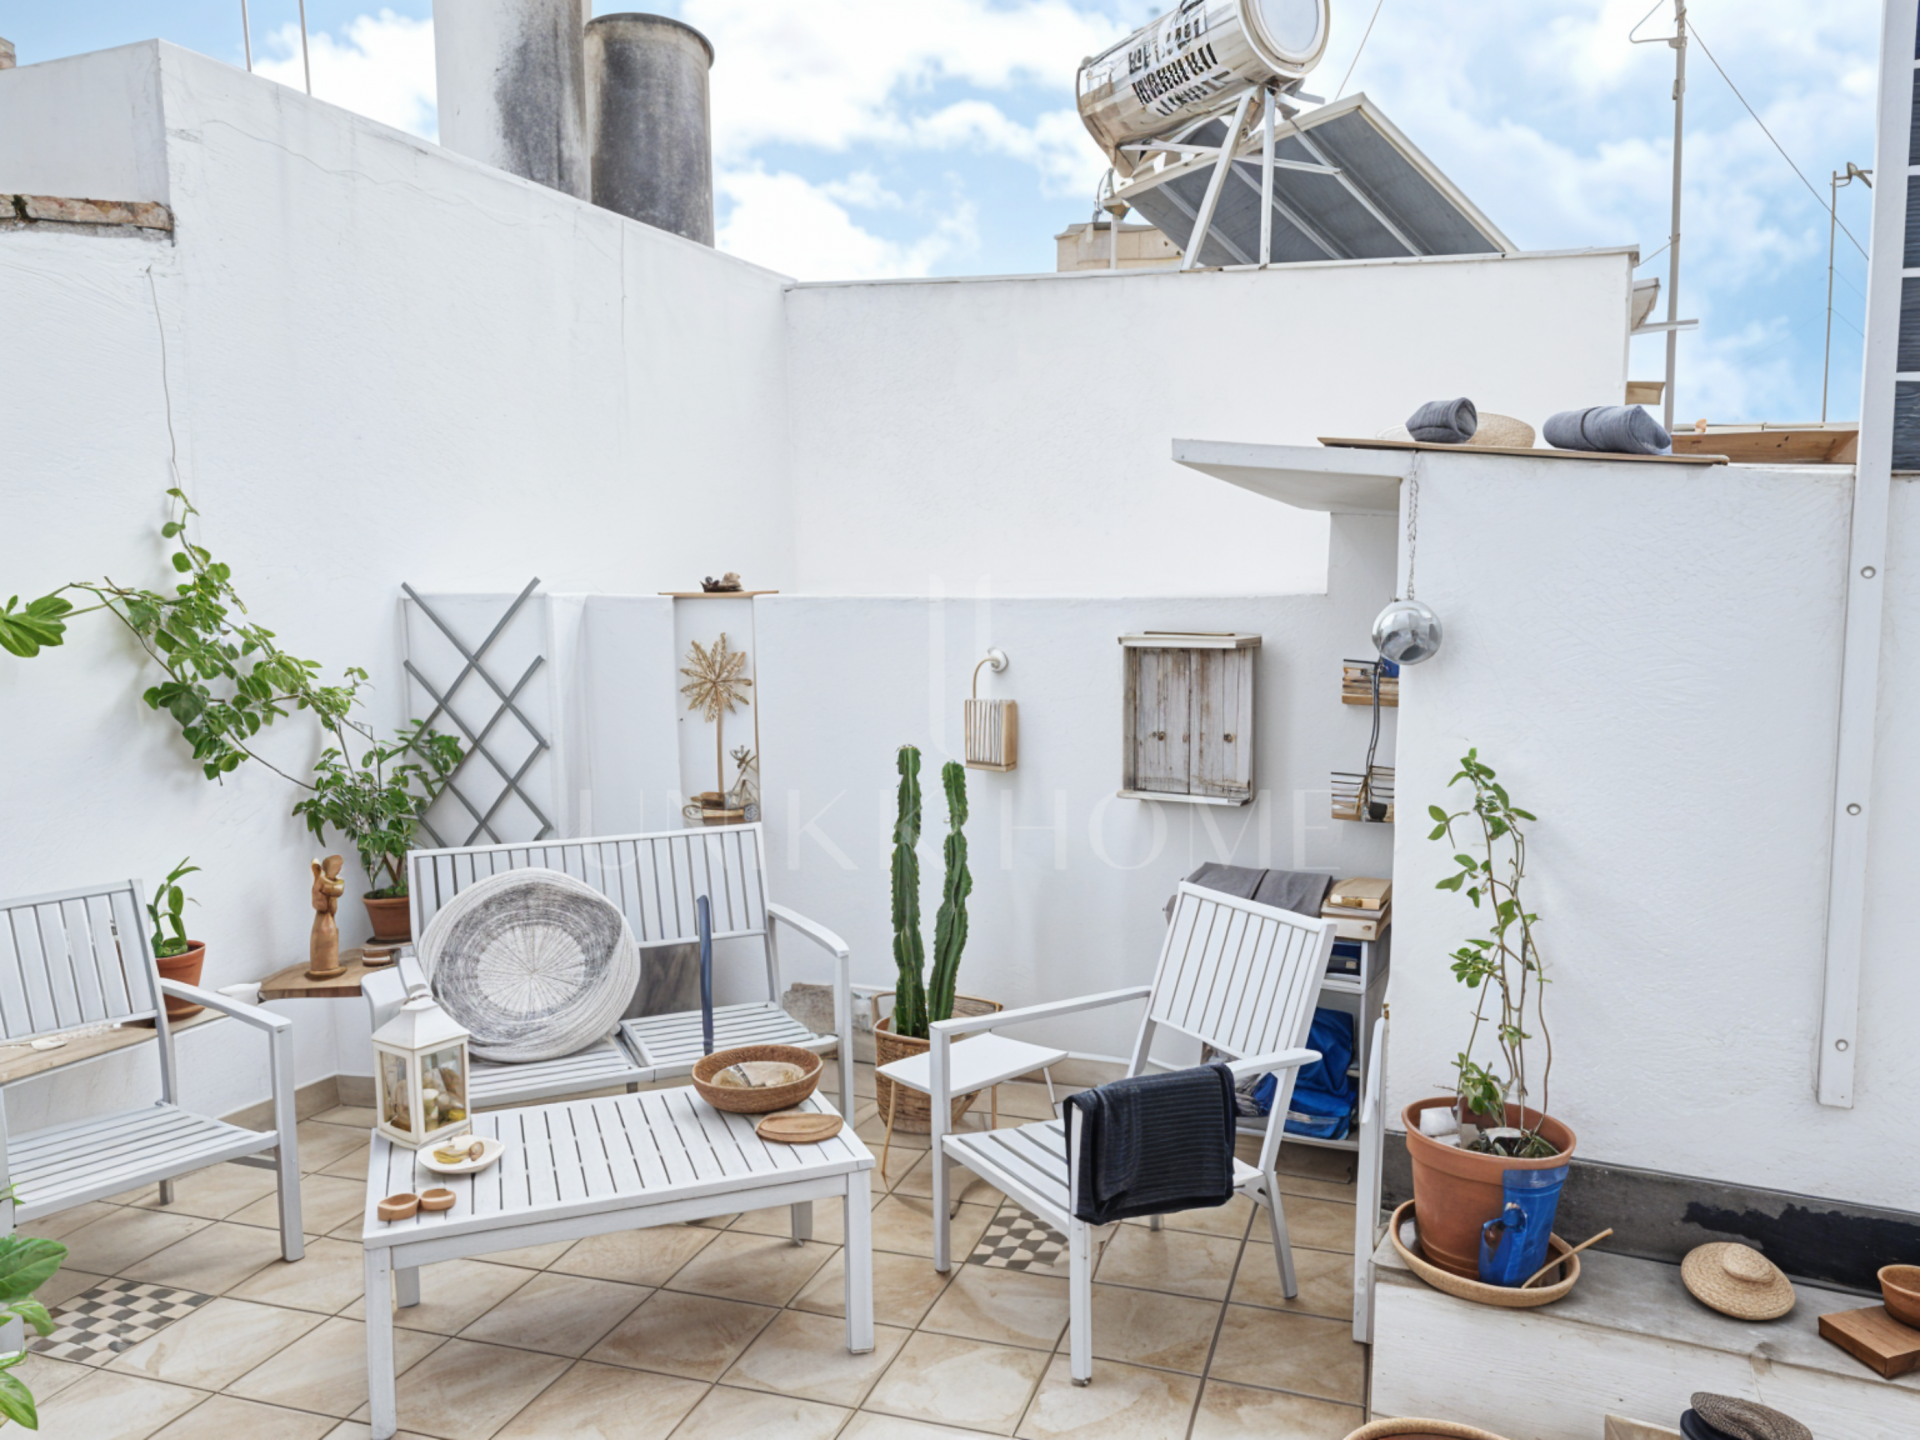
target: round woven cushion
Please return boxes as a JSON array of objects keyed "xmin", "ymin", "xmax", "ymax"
[{"xmin": 419, "ymin": 868, "xmax": 639, "ymax": 1062}]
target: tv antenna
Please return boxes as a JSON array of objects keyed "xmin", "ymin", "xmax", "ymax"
[{"xmin": 1631, "ymin": 1, "xmax": 1700, "ymax": 432}]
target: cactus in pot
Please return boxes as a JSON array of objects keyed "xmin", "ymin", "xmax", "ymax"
[
  {"xmin": 890, "ymin": 746, "xmax": 928, "ymax": 1040},
  {"xmin": 928, "ymin": 761, "xmax": 971, "ymax": 1026}
]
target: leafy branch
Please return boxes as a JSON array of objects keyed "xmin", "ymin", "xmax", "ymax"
[
  {"xmin": 1428, "ymin": 748, "xmax": 1556, "ymax": 1158},
  {"xmin": 292, "ymin": 721, "xmax": 464, "ymax": 896}
]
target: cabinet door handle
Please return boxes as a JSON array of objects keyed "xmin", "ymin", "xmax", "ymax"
[
  {"xmin": 1150, "ymin": 730, "xmax": 1166, "ymax": 741},
  {"xmin": 1223, "ymin": 733, "xmax": 1235, "ymax": 743}
]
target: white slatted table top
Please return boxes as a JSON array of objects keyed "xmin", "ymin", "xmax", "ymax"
[{"xmin": 362, "ymin": 1088, "xmax": 870, "ymax": 1250}]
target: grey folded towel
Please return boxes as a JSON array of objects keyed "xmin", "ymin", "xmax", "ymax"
[
  {"xmin": 1406, "ymin": 397, "xmax": 1478, "ymax": 445},
  {"xmin": 1165, "ymin": 863, "xmax": 1331, "ymax": 922},
  {"xmin": 1067, "ymin": 1063, "xmax": 1238, "ymax": 1225},
  {"xmin": 1543, "ymin": 404, "xmax": 1671, "ymax": 455}
]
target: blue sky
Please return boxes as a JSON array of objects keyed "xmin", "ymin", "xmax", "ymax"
[{"xmin": 3, "ymin": 1, "xmax": 1885, "ymax": 423}]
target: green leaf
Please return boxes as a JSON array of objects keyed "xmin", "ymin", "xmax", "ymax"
[
  {"xmin": 171, "ymin": 552, "xmax": 192, "ymax": 573},
  {"xmin": 1427, "ymin": 805, "xmax": 1447, "ymax": 822},
  {"xmin": 0, "ymin": 1369, "xmax": 37, "ymax": 1429},
  {"xmin": 8, "ymin": 1299, "xmax": 52, "ymax": 1337},
  {"xmin": 0, "ymin": 1236, "xmax": 66, "ymax": 1305}
]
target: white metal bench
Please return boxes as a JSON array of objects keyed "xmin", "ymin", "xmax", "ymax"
[
  {"xmin": 387, "ymin": 824, "xmax": 855, "ymax": 1121},
  {"xmin": 927, "ymin": 882, "xmax": 1334, "ymax": 1385},
  {"xmin": 0, "ymin": 880, "xmax": 304, "ymax": 1342}
]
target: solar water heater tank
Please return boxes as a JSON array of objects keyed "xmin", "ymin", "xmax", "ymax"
[{"xmin": 1077, "ymin": 0, "xmax": 1331, "ymax": 176}]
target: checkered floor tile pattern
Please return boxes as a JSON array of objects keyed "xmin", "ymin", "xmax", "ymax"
[
  {"xmin": 969, "ymin": 1201, "xmax": 1069, "ymax": 1272},
  {"xmin": 32, "ymin": 1279, "xmax": 214, "ymax": 1362}
]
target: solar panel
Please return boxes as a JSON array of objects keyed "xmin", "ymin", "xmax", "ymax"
[{"xmin": 1118, "ymin": 93, "xmax": 1513, "ymax": 268}]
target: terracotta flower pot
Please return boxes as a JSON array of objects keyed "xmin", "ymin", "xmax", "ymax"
[
  {"xmin": 1402, "ymin": 1096, "xmax": 1576, "ymax": 1279},
  {"xmin": 363, "ymin": 896, "xmax": 411, "ymax": 943},
  {"xmin": 155, "ymin": 940, "xmax": 207, "ymax": 1020}
]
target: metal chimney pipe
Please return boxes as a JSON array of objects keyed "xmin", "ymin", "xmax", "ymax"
[
  {"xmin": 433, "ymin": 0, "xmax": 590, "ymax": 199},
  {"xmin": 584, "ymin": 13, "xmax": 715, "ymax": 245}
]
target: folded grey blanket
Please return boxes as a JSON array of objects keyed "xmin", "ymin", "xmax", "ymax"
[
  {"xmin": 1067, "ymin": 1063, "xmax": 1238, "ymax": 1225},
  {"xmin": 1544, "ymin": 405, "xmax": 1671, "ymax": 455},
  {"xmin": 1165, "ymin": 863, "xmax": 1331, "ymax": 922},
  {"xmin": 1406, "ymin": 397, "xmax": 1478, "ymax": 445}
]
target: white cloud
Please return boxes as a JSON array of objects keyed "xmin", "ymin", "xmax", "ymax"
[
  {"xmin": 716, "ymin": 168, "xmax": 979, "ymax": 281},
  {"xmin": 255, "ymin": 10, "xmax": 438, "ymax": 140}
]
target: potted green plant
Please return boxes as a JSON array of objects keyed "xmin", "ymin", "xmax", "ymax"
[
  {"xmin": 292, "ymin": 720, "xmax": 462, "ymax": 943},
  {"xmin": 872, "ymin": 746, "xmax": 998, "ymax": 1135},
  {"xmin": 1404, "ymin": 749, "xmax": 1576, "ymax": 1279},
  {"xmin": 0, "ymin": 1191, "xmax": 68, "ymax": 1431},
  {"xmin": 147, "ymin": 857, "xmax": 206, "ymax": 1019}
]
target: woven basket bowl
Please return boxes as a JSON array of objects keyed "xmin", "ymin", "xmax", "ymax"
[
  {"xmin": 1343, "ymin": 1422, "xmax": 1516, "ymax": 1440},
  {"xmin": 872, "ymin": 994, "xmax": 1003, "ymax": 1133},
  {"xmin": 692, "ymin": 1045, "xmax": 824, "ymax": 1115}
]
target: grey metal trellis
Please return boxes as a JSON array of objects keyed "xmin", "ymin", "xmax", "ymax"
[{"xmin": 402, "ymin": 578, "xmax": 554, "ymax": 846}]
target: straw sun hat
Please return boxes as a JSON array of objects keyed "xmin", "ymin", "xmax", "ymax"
[{"xmin": 1681, "ymin": 1243, "xmax": 1796, "ymax": 1321}]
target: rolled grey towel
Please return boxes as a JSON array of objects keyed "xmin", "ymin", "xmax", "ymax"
[
  {"xmin": 1544, "ymin": 404, "xmax": 1671, "ymax": 455},
  {"xmin": 1405, "ymin": 397, "xmax": 1478, "ymax": 445}
]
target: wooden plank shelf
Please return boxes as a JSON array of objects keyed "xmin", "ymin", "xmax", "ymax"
[
  {"xmin": 0, "ymin": 1009, "xmax": 224, "ymax": 1086},
  {"xmin": 658, "ymin": 590, "xmax": 779, "ymax": 598},
  {"xmin": 257, "ymin": 947, "xmax": 399, "ymax": 1002}
]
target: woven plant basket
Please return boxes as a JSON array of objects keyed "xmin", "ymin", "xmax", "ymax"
[
  {"xmin": 871, "ymin": 992, "xmax": 1002, "ymax": 1134},
  {"xmin": 691, "ymin": 1044, "xmax": 824, "ymax": 1115}
]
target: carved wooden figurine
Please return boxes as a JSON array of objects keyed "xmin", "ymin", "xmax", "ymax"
[{"xmin": 308, "ymin": 854, "xmax": 347, "ymax": 980}]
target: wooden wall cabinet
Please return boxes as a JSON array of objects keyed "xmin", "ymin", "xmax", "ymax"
[{"xmin": 1119, "ymin": 633, "xmax": 1260, "ymax": 806}]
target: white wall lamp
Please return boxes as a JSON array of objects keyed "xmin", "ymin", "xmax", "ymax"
[{"xmin": 964, "ymin": 649, "xmax": 1017, "ymax": 772}]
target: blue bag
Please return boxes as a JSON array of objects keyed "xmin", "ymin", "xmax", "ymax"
[
  {"xmin": 1233, "ymin": 1008, "xmax": 1356, "ymax": 1141},
  {"xmin": 1477, "ymin": 1163, "xmax": 1569, "ymax": 1286}
]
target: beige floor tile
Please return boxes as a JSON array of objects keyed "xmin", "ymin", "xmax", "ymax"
[
  {"xmin": 121, "ymin": 1220, "xmax": 289, "ymax": 1294},
  {"xmin": 1126, "ymin": 1195, "xmax": 1254, "ymax": 1241},
  {"xmin": 1267, "ymin": 1144, "xmax": 1354, "ymax": 1184},
  {"xmin": 1018, "ymin": 1354, "xmax": 1201, "ymax": 1439},
  {"xmin": 149, "ymin": 1392, "xmax": 338, "ymax": 1439},
  {"xmin": 294, "ymin": 1120, "xmax": 370, "ymax": 1172},
  {"xmin": 922, "ymin": 1264, "xmax": 1069, "ymax": 1351},
  {"xmin": 1246, "ymin": 1196, "xmax": 1356, "ymax": 1255},
  {"xmin": 232, "ymin": 1236, "xmax": 369, "ymax": 1313},
  {"xmin": 459, "ymin": 1271, "xmax": 650, "ymax": 1357},
  {"xmin": 10, "ymin": 1350, "xmax": 92, "ymax": 1403},
  {"xmin": 476, "ymin": 1240, "xmax": 575, "ymax": 1269},
  {"xmin": 108, "ymin": 1295, "xmax": 322, "ymax": 1388},
  {"xmin": 19, "ymin": 1200, "xmax": 119, "ymax": 1241},
  {"xmin": 550, "ymin": 1226, "xmax": 714, "ymax": 1287},
  {"xmin": 669, "ymin": 1382, "xmax": 849, "ymax": 1440},
  {"xmin": 321, "ymin": 1141, "xmax": 375, "ymax": 1180},
  {"xmin": 819, "ymin": 1058, "xmax": 877, "ymax": 1100},
  {"xmin": 319, "ymin": 1426, "xmax": 436, "ymax": 1440},
  {"xmin": 1078, "ymin": 1284, "xmax": 1222, "ymax": 1374},
  {"xmin": 1094, "ymin": 1226, "xmax": 1241, "ymax": 1302},
  {"xmin": 314, "ymin": 1105, "xmax": 379, "ymax": 1129},
  {"xmin": 664, "ymin": 1230, "xmax": 834, "ymax": 1306},
  {"xmin": 1205, "ymin": 1307, "xmax": 1364, "ymax": 1404},
  {"xmin": 721, "ymin": 1308, "xmax": 909, "ymax": 1407},
  {"xmin": 492, "ymin": 1359, "xmax": 703, "ymax": 1438},
  {"xmin": 687, "ymin": 1212, "xmax": 740, "ymax": 1231},
  {"xmin": 730, "ymin": 1195, "xmax": 845, "ymax": 1239},
  {"xmin": 344, "ymin": 1258, "xmax": 533, "ymax": 1334},
  {"xmin": 839, "ymin": 1415, "xmax": 992, "ymax": 1439},
  {"xmin": 793, "ymin": 1248, "xmax": 953, "ymax": 1329},
  {"xmin": 364, "ymin": 1337, "xmax": 570, "ymax": 1440},
  {"xmin": 37, "ymin": 1266, "xmax": 108, "ymax": 1309},
  {"xmin": 228, "ymin": 1316, "xmax": 443, "ymax": 1417},
  {"xmin": 1189, "ymin": 1379, "xmax": 1363, "ymax": 1439},
  {"xmin": 856, "ymin": 1114, "xmax": 930, "ymax": 1153},
  {"xmin": 235, "ymin": 1172, "xmax": 368, "ymax": 1236},
  {"xmin": 1228, "ymin": 1244, "xmax": 1352, "ymax": 1320},
  {"xmin": 888, "ymin": 1149, "xmax": 1000, "ymax": 1205},
  {"xmin": 869, "ymin": 1194, "xmax": 996, "ymax": 1261},
  {"xmin": 32, "ymin": 1367, "xmax": 208, "ymax": 1439},
  {"xmin": 123, "ymin": 1161, "xmax": 281, "ymax": 1219},
  {"xmin": 1272, "ymin": 1171, "xmax": 1361, "ymax": 1204},
  {"xmin": 865, "ymin": 1329, "xmax": 1049, "ymax": 1433},
  {"xmin": 587, "ymin": 1289, "xmax": 776, "ymax": 1381},
  {"xmin": 984, "ymin": 1082, "xmax": 1062, "ymax": 1122},
  {"xmin": 56, "ymin": 1206, "xmax": 208, "ymax": 1275}
]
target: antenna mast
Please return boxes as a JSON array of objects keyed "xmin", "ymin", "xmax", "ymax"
[{"xmin": 1663, "ymin": 0, "xmax": 1686, "ymax": 433}]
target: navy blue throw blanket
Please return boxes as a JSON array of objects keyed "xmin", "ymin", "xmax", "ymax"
[{"xmin": 1066, "ymin": 1064, "xmax": 1238, "ymax": 1226}]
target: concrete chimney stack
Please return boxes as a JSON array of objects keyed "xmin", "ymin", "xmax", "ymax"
[
  {"xmin": 584, "ymin": 14, "xmax": 715, "ymax": 246},
  {"xmin": 433, "ymin": 0, "xmax": 589, "ymax": 199},
  {"xmin": 0, "ymin": 37, "xmax": 18, "ymax": 70}
]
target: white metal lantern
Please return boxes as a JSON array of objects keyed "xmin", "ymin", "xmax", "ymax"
[{"xmin": 372, "ymin": 983, "xmax": 472, "ymax": 1151}]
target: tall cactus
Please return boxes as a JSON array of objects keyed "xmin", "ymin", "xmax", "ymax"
[
  {"xmin": 890, "ymin": 745, "xmax": 928, "ymax": 1039},
  {"xmin": 929, "ymin": 761, "xmax": 971, "ymax": 1026}
]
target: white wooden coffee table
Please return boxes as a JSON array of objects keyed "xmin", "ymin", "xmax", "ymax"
[{"xmin": 361, "ymin": 1087, "xmax": 874, "ymax": 1440}]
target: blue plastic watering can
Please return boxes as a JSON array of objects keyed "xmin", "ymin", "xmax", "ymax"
[{"xmin": 1478, "ymin": 1163, "xmax": 1569, "ymax": 1286}]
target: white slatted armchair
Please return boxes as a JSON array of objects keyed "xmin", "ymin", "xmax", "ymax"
[
  {"xmin": 928, "ymin": 882, "xmax": 1336, "ymax": 1385},
  {"xmin": 396, "ymin": 824, "xmax": 855, "ymax": 1122},
  {"xmin": 0, "ymin": 881, "xmax": 304, "ymax": 1331}
]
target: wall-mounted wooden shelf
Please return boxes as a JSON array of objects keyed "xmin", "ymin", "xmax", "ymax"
[
  {"xmin": 1120, "ymin": 633, "xmax": 1260, "ymax": 806},
  {"xmin": 658, "ymin": 590, "xmax": 780, "ymax": 598}
]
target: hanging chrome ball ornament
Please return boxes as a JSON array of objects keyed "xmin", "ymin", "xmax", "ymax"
[{"xmin": 1372, "ymin": 597, "xmax": 1443, "ymax": 665}]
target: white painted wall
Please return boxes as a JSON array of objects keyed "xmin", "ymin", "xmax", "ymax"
[
  {"xmin": 784, "ymin": 250, "xmax": 1636, "ymax": 598},
  {"xmin": 1382, "ymin": 450, "xmax": 1918, "ymax": 1211},
  {"xmin": 0, "ymin": 43, "xmax": 170, "ymax": 203}
]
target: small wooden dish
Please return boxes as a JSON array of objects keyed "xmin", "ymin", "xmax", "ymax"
[
  {"xmin": 693, "ymin": 1045, "xmax": 823, "ymax": 1114},
  {"xmin": 377, "ymin": 1193, "xmax": 419, "ymax": 1222},
  {"xmin": 361, "ymin": 945, "xmax": 398, "ymax": 968},
  {"xmin": 757, "ymin": 1112, "xmax": 843, "ymax": 1145},
  {"xmin": 1880, "ymin": 1264, "xmax": 1920, "ymax": 1328},
  {"xmin": 1389, "ymin": 1200, "xmax": 1581, "ymax": 1308},
  {"xmin": 418, "ymin": 1187, "xmax": 456, "ymax": 1213}
]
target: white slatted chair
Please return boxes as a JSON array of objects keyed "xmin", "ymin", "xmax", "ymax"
[
  {"xmin": 0, "ymin": 881, "xmax": 303, "ymax": 1343},
  {"xmin": 928, "ymin": 882, "xmax": 1335, "ymax": 1385},
  {"xmin": 394, "ymin": 824, "xmax": 855, "ymax": 1122}
]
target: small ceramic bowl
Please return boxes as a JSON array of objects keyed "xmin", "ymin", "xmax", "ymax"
[
  {"xmin": 418, "ymin": 1187, "xmax": 456, "ymax": 1213},
  {"xmin": 377, "ymin": 1193, "xmax": 419, "ymax": 1222},
  {"xmin": 1879, "ymin": 1264, "xmax": 1920, "ymax": 1328}
]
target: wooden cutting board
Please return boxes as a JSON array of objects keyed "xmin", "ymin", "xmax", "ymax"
[
  {"xmin": 1819, "ymin": 1304, "xmax": 1920, "ymax": 1377},
  {"xmin": 756, "ymin": 1113, "xmax": 843, "ymax": 1145}
]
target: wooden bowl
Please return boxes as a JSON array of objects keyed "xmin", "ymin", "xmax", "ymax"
[
  {"xmin": 377, "ymin": 1193, "xmax": 419, "ymax": 1222},
  {"xmin": 1879, "ymin": 1264, "xmax": 1920, "ymax": 1328},
  {"xmin": 418, "ymin": 1188, "xmax": 456, "ymax": 1213},
  {"xmin": 692, "ymin": 1045, "xmax": 823, "ymax": 1114},
  {"xmin": 1388, "ymin": 1200, "xmax": 1581, "ymax": 1308}
]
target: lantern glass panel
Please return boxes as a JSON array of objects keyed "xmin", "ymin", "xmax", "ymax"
[
  {"xmin": 379, "ymin": 1050, "xmax": 412, "ymax": 1135},
  {"xmin": 423, "ymin": 1043, "xmax": 468, "ymax": 1132}
]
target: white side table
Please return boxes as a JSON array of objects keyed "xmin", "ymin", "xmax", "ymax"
[{"xmin": 876, "ymin": 1034, "xmax": 1067, "ymax": 1180}]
